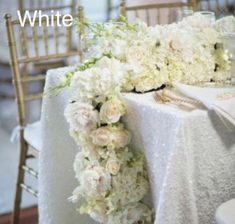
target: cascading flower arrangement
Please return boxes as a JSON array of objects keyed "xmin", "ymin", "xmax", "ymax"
[
  {"xmin": 64, "ymin": 55, "xmax": 153, "ymax": 223},
  {"xmin": 56, "ymin": 15, "xmax": 234, "ymax": 224}
]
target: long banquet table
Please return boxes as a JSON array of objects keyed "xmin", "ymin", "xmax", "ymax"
[{"xmin": 39, "ymin": 66, "xmax": 235, "ymax": 224}]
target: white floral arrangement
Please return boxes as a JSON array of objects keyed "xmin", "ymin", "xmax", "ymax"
[{"xmin": 56, "ymin": 14, "xmax": 234, "ymax": 224}]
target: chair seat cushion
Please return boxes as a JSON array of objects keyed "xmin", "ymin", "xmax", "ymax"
[
  {"xmin": 24, "ymin": 121, "xmax": 42, "ymax": 151},
  {"xmin": 215, "ymin": 199, "xmax": 235, "ymax": 224}
]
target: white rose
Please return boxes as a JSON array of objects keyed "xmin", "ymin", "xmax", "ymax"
[
  {"xmin": 88, "ymin": 202, "xmax": 107, "ymax": 224},
  {"xmin": 65, "ymin": 102, "xmax": 99, "ymax": 132},
  {"xmin": 113, "ymin": 129, "xmax": 131, "ymax": 148},
  {"xmin": 126, "ymin": 46, "xmax": 145, "ymax": 63},
  {"xmin": 167, "ymin": 31, "xmax": 194, "ymax": 63},
  {"xmin": 168, "ymin": 37, "xmax": 183, "ymax": 52},
  {"xmin": 99, "ymin": 98, "xmax": 125, "ymax": 124},
  {"xmin": 80, "ymin": 166, "xmax": 111, "ymax": 197},
  {"xmin": 90, "ymin": 126, "xmax": 113, "ymax": 147},
  {"xmin": 106, "ymin": 159, "xmax": 120, "ymax": 175}
]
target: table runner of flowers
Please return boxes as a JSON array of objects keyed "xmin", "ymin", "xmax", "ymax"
[{"xmin": 54, "ymin": 14, "xmax": 234, "ymax": 224}]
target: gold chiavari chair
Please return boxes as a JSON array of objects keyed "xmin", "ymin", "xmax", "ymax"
[
  {"xmin": 0, "ymin": 64, "xmax": 13, "ymax": 99},
  {"xmin": 18, "ymin": 0, "xmax": 79, "ymax": 72},
  {"xmin": 120, "ymin": 0, "xmax": 196, "ymax": 25},
  {"xmin": 0, "ymin": 0, "xmax": 78, "ymax": 99},
  {"xmin": 5, "ymin": 6, "xmax": 84, "ymax": 224},
  {"xmin": 107, "ymin": 0, "xmax": 121, "ymax": 21},
  {"xmin": 18, "ymin": 0, "xmax": 77, "ymax": 15},
  {"xmin": 195, "ymin": 0, "xmax": 235, "ymax": 17}
]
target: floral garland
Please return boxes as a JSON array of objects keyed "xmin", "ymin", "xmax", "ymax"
[
  {"xmin": 59, "ymin": 15, "xmax": 234, "ymax": 224},
  {"xmin": 64, "ymin": 56, "xmax": 152, "ymax": 223}
]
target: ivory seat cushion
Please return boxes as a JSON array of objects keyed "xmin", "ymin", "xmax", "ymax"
[{"xmin": 24, "ymin": 121, "xmax": 42, "ymax": 151}]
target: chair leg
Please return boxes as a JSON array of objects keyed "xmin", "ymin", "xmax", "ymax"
[{"xmin": 11, "ymin": 137, "xmax": 28, "ymax": 224}]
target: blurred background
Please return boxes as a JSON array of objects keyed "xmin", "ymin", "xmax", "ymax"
[{"xmin": 0, "ymin": 0, "xmax": 234, "ymax": 223}]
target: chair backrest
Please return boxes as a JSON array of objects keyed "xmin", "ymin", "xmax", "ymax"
[
  {"xmin": 5, "ymin": 6, "xmax": 84, "ymax": 126},
  {"xmin": 107, "ymin": 0, "xmax": 121, "ymax": 21},
  {"xmin": 18, "ymin": 0, "xmax": 76, "ymax": 13},
  {"xmin": 120, "ymin": 0, "xmax": 196, "ymax": 25},
  {"xmin": 196, "ymin": 0, "xmax": 235, "ymax": 17},
  {"xmin": 16, "ymin": 0, "xmax": 80, "ymax": 59}
]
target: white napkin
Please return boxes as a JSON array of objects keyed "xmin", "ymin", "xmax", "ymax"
[{"xmin": 173, "ymin": 82, "xmax": 235, "ymax": 126}]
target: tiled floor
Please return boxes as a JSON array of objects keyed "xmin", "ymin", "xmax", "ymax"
[{"xmin": 0, "ymin": 206, "xmax": 38, "ymax": 224}]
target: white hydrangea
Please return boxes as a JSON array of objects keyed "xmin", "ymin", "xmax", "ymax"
[
  {"xmin": 88, "ymin": 202, "xmax": 107, "ymax": 223},
  {"xmin": 73, "ymin": 151, "xmax": 91, "ymax": 180},
  {"xmin": 70, "ymin": 57, "xmax": 127, "ymax": 102},
  {"xmin": 107, "ymin": 163, "xmax": 149, "ymax": 210},
  {"xmin": 122, "ymin": 202, "xmax": 152, "ymax": 223},
  {"xmin": 79, "ymin": 166, "xmax": 111, "ymax": 198},
  {"xmin": 107, "ymin": 203, "xmax": 152, "ymax": 224}
]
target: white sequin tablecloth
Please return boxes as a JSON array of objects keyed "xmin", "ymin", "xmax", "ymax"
[{"xmin": 39, "ymin": 67, "xmax": 235, "ymax": 224}]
